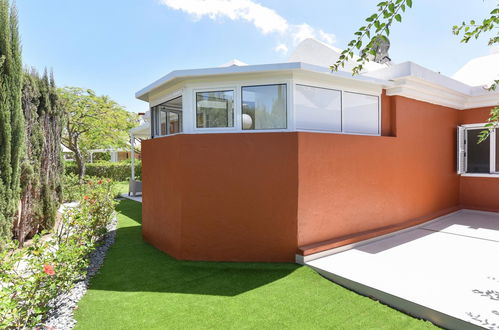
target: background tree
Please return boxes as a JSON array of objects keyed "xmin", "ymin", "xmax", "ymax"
[
  {"xmin": 332, "ymin": 1, "xmax": 498, "ymax": 140},
  {"xmin": 0, "ymin": 0, "xmax": 24, "ymax": 242},
  {"xmin": 15, "ymin": 69, "xmax": 64, "ymax": 246},
  {"xmin": 59, "ymin": 87, "xmax": 138, "ymax": 180}
]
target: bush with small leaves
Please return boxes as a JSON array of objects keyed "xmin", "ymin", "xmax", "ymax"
[{"xmin": 0, "ymin": 179, "xmax": 116, "ymax": 329}]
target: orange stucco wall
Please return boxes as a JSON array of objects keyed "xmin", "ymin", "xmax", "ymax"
[
  {"xmin": 142, "ymin": 133, "xmax": 298, "ymax": 262},
  {"xmin": 297, "ymin": 95, "xmax": 461, "ymax": 247},
  {"xmin": 141, "ymin": 94, "xmax": 499, "ymax": 262},
  {"xmin": 459, "ymin": 107, "xmax": 499, "ymax": 212}
]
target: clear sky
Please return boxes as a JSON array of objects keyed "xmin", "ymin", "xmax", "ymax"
[{"xmin": 17, "ymin": 0, "xmax": 497, "ymax": 113}]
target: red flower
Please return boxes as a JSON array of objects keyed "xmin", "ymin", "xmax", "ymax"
[
  {"xmin": 98, "ymin": 180, "xmax": 103, "ymax": 184},
  {"xmin": 43, "ymin": 264, "xmax": 55, "ymax": 276},
  {"xmin": 83, "ymin": 195, "xmax": 89, "ymax": 200}
]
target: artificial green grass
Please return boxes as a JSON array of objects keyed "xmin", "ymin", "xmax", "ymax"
[
  {"xmin": 74, "ymin": 200, "xmax": 436, "ymax": 329},
  {"xmin": 112, "ymin": 181, "xmax": 129, "ymax": 197}
]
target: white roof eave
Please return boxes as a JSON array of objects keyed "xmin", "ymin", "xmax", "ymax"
[{"xmin": 135, "ymin": 62, "xmax": 392, "ymax": 102}]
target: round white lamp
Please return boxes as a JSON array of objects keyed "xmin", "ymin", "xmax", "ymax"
[{"xmin": 242, "ymin": 114, "xmax": 253, "ymax": 129}]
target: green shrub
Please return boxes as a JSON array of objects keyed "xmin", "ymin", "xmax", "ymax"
[
  {"xmin": 62, "ymin": 173, "xmax": 106, "ymax": 203},
  {"xmin": 64, "ymin": 160, "xmax": 141, "ymax": 181},
  {"xmin": 0, "ymin": 179, "xmax": 116, "ymax": 328}
]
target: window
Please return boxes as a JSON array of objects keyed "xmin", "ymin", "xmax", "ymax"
[
  {"xmin": 159, "ymin": 110, "xmax": 167, "ymax": 136},
  {"xmin": 342, "ymin": 92, "xmax": 379, "ymax": 135},
  {"xmin": 152, "ymin": 96, "xmax": 182, "ymax": 137},
  {"xmin": 293, "ymin": 85, "xmax": 380, "ymax": 135},
  {"xmin": 295, "ymin": 85, "xmax": 341, "ymax": 132},
  {"xmin": 458, "ymin": 126, "xmax": 499, "ymax": 175},
  {"xmin": 242, "ymin": 84, "xmax": 286, "ymax": 130},
  {"xmin": 196, "ymin": 90, "xmax": 234, "ymax": 128},
  {"xmin": 169, "ymin": 111, "xmax": 181, "ymax": 134}
]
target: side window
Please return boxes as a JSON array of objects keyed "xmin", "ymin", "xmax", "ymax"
[
  {"xmin": 196, "ymin": 90, "xmax": 234, "ymax": 128},
  {"xmin": 466, "ymin": 129, "xmax": 490, "ymax": 173},
  {"xmin": 458, "ymin": 126, "xmax": 499, "ymax": 174},
  {"xmin": 242, "ymin": 84, "xmax": 287, "ymax": 130},
  {"xmin": 342, "ymin": 92, "xmax": 379, "ymax": 135},
  {"xmin": 295, "ymin": 85, "xmax": 341, "ymax": 132},
  {"xmin": 152, "ymin": 96, "xmax": 183, "ymax": 137}
]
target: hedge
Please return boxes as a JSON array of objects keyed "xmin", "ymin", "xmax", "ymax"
[{"xmin": 65, "ymin": 161, "xmax": 141, "ymax": 181}]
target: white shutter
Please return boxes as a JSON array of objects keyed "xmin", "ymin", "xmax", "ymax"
[{"xmin": 457, "ymin": 126, "xmax": 466, "ymax": 174}]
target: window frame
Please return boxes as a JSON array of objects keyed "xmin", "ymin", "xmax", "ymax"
[
  {"xmin": 241, "ymin": 83, "xmax": 288, "ymax": 131},
  {"xmin": 341, "ymin": 91, "xmax": 380, "ymax": 136},
  {"xmin": 193, "ymin": 87, "xmax": 238, "ymax": 132},
  {"xmin": 293, "ymin": 83, "xmax": 381, "ymax": 136},
  {"xmin": 151, "ymin": 95, "xmax": 183, "ymax": 138},
  {"xmin": 459, "ymin": 124, "xmax": 499, "ymax": 176}
]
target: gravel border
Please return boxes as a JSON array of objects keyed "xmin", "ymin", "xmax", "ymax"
[{"xmin": 40, "ymin": 214, "xmax": 118, "ymax": 330}]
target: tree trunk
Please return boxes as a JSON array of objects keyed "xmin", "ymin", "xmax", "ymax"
[{"xmin": 74, "ymin": 150, "xmax": 86, "ymax": 182}]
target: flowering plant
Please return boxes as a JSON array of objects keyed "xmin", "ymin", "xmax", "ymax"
[{"xmin": 0, "ymin": 179, "xmax": 116, "ymax": 329}]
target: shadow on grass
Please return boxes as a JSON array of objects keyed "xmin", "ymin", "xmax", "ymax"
[{"xmin": 90, "ymin": 200, "xmax": 299, "ymax": 297}]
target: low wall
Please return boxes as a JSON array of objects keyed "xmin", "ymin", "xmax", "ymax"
[
  {"xmin": 297, "ymin": 96, "xmax": 461, "ymax": 248},
  {"xmin": 142, "ymin": 133, "xmax": 298, "ymax": 262}
]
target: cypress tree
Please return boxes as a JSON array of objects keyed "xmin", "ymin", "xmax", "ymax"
[
  {"xmin": 16, "ymin": 68, "xmax": 64, "ymax": 245},
  {"xmin": 0, "ymin": 0, "xmax": 24, "ymax": 243}
]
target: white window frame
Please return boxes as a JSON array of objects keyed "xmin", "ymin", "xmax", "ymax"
[
  {"xmin": 293, "ymin": 83, "xmax": 381, "ymax": 136},
  {"xmin": 152, "ymin": 95, "xmax": 183, "ymax": 138},
  {"xmin": 241, "ymin": 83, "xmax": 288, "ymax": 131},
  {"xmin": 294, "ymin": 84, "xmax": 342, "ymax": 133},
  {"xmin": 192, "ymin": 87, "xmax": 238, "ymax": 132},
  {"xmin": 341, "ymin": 91, "xmax": 380, "ymax": 136},
  {"xmin": 458, "ymin": 123, "xmax": 499, "ymax": 177}
]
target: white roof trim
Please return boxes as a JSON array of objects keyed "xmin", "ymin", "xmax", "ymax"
[
  {"xmin": 135, "ymin": 62, "xmax": 391, "ymax": 101},
  {"xmin": 367, "ymin": 62, "xmax": 499, "ymax": 110},
  {"xmin": 136, "ymin": 60, "xmax": 499, "ymax": 110}
]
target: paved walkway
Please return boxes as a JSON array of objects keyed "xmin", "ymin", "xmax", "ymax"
[
  {"xmin": 119, "ymin": 193, "xmax": 142, "ymax": 203},
  {"xmin": 307, "ymin": 210, "xmax": 499, "ymax": 330}
]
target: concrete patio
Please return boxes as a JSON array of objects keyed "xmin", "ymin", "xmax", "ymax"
[
  {"xmin": 120, "ymin": 193, "xmax": 142, "ymax": 203},
  {"xmin": 306, "ymin": 210, "xmax": 499, "ymax": 330}
]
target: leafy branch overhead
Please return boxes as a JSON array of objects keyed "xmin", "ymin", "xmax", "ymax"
[
  {"xmin": 330, "ymin": 0, "xmax": 412, "ymax": 75},
  {"xmin": 334, "ymin": 1, "xmax": 499, "ymax": 143},
  {"xmin": 452, "ymin": 4, "xmax": 499, "ymax": 142}
]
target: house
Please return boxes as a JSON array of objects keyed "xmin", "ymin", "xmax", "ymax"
[{"xmin": 135, "ymin": 38, "xmax": 499, "ymax": 263}]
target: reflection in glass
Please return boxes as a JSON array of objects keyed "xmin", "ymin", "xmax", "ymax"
[
  {"xmin": 242, "ymin": 85, "xmax": 286, "ymax": 130},
  {"xmin": 343, "ymin": 92, "xmax": 379, "ymax": 134},
  {"xmin": 295, "ymin": 85, "xmax": 341, "ymax": 131},
  {"xmin": 196, "ymin": 91, "xmax": 234, "ymax": 128},
  {"xmin": 159, "ymin": 110, "xmax": 167, "ymax": 136},
  {"xmin": 467, "ymin": 129, "xmax": 490, "ymax": 173}
]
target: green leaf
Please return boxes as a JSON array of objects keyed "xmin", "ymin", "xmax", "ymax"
[
  {"xmin": 406, "ymin": 0, "xmax": 412, "ymax": 8},
  {"xmin": 395, "ymin": 14, "xmax": 402, "ymax": 22}
]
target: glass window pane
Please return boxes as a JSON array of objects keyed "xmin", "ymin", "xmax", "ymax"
[
  {"xmin": 159, "ymin": 110, "xmax": 167, "ymax": 136},
  {"xmin": 196, "ymin": 91, "xmax": 234, "ymax": 128},
  {"xmin": 151, "ymin": 107, "xmax": 156, "ymax": 137},
  {"xmin": 169, "ymin": 112, "xmax": 181, "ymax": 134},
  {"xmin": 295, "ymin": 85, "xmax": 341, "ymax": 131},
  {"xmin": 467, "ymin": 129, "xmax": 490, "ymax": 173},
  {"xmin": 343, "ymin": 92, "xmax": 379, "ymax": 134},
  {"xmin": 242, "ymin": 84, "xmax": 287, "ymax": 130}
]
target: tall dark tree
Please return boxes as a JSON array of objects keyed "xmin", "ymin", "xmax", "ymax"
[
  {"xmin": 0, "ymin": 0, "xmax": 24, "ymax": 243},
  {"xmin": 15, "ymin": 69, "xmax": 64, "ymax": 245}
]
